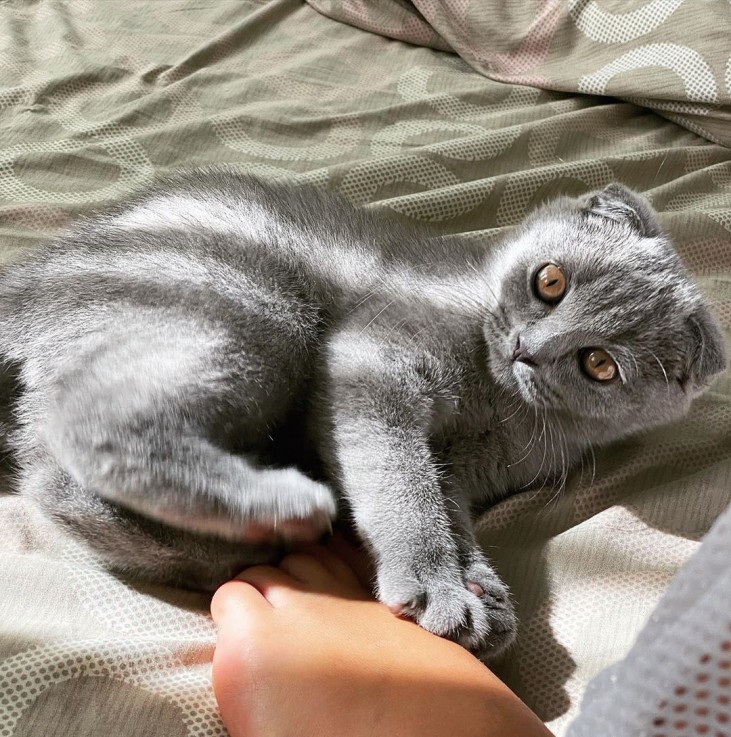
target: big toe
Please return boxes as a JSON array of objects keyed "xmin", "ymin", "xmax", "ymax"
[
  {"xmin": 211, "ymin": 579, "xmax": 272, "ymax": 626},
  {"xmin": 211, "ymin": 581, "xmax": 274, "ymax": 737}
]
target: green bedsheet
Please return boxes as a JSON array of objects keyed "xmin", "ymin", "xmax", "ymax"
[{"xmin": 0, "ymin": 1, "xmax": 729, "ymax": 735}]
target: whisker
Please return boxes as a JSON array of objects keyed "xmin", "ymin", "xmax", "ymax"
[
  {"xmin": 648, "ymin": 349, "xmax": 670, "ymax": 395},
  {"xmin": 498, "ymin": 399, "xmax": 525, "ymax": 424},
  {"xmin": 520, "ymin": 413, "xmax": 548, "ymax": 489},
  {"xmin": 588, "ymin": 444, "xmax": 597, "ymax": 488},
  {"xmin": 507, "ymin": 406, "xmax": 539, "ymax": 466}
]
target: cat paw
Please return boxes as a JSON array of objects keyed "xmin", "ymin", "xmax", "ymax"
[
  {"xmin": 241, "ymin": 511, "xmax": 333, "ymax": 544},
  {"xmin": 240, "ymin": 471, "xmax": 337, "ymax": 544},
  {"xmin": 170, "ymin": 470, "xmax": 337, "ymax": 544},
  {"xmin": 376, "ymin": 560, "xmax": 516, "ymax": 657},
  {"xmin": 463, "ymin": 559, "xmax": 517, "ymax": 660},
  {"xmin": 376, "ymin": 570, "xmax": 489, "ymax": 653}
]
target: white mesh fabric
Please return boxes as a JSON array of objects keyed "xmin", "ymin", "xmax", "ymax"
[{"xmin": 567, "ymin": 503, "xmax": 731, "ymax": 737}]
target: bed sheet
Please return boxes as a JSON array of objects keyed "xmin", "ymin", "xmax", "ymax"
[{"xmin": 0, "ymin": 1, "xmax": 729, "ymax": 735}]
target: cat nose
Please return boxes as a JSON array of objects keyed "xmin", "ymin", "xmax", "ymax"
[{"xmin": 512, "ymin": 336, "xmax": 537, "ymax": 366}]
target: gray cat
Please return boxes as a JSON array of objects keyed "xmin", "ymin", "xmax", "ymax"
[{"xmin": 0, "ymin": 169, "xmax": 725, "ymax": 659}]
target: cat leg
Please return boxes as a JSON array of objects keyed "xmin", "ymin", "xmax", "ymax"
[
  {"xmin": 19, "ymin": 449, "xmax": 279, "ymax": 589},
  {"xmin": 29, "ymin": 312, "xmax": 336, "ymax": 545},
  {"xmin": 40, "ymin": 395, "xmax": 335, "ymax": 543},
  {"xmin": 322, "ymin": 329, "xmax": 505, "ymax": 655}
]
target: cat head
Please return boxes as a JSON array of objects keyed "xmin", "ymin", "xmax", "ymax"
[{"xmin": 484, "ymin": 184, "xmax": 727, "ymax": 444}]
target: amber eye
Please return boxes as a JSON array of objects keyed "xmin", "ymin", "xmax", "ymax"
[
  {"xmin": 534, "ymin": 263, "xmax": 567, "ymax": 304},
  {"xmin": 580, "ymin": 348, "xmax": 618, "ymax": 382}
]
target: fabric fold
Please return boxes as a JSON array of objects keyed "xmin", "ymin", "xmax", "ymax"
[{"xmin": 307, "ymin": 0, "xmax": 731, "ymax": 146}]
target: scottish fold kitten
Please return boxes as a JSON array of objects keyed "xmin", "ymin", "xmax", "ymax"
[{"xmin": 0, "ymin": 169, "xmax": 725, "ymax": 659}]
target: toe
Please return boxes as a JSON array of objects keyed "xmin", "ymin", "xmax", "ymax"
[
  {"xmin": 325, "ymin": 533, "xmax": 376, "ymax": 589},
  {"xmin": 212, "ymin": 618, "xmax": 257, "ymax": 737},
  {"xmin": 289, "ymin": 543, "xmax": 372, "ymax": 595},
  {"xmin": 234, "ymin": 565, "xmax": 305, "ymax": 608},
  {"xmin": 279, "ymin": 552, "xmax": 337, "ymax": 589},
  {"xmin": 211, "ymin": 579, "xmax": 278, "ymax": 737},
  {"xmin": 211, "ymin": 579, "xmax": 273, "ymax": 626}
]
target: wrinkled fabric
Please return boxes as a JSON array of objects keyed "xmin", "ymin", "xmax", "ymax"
[
  {"xmin": 308, "ymin": 0, "xmax": 731, "ymax": 146},
  {"xmin": 0, "ymin": 1, "xmax": 729, "ymax": 735}
]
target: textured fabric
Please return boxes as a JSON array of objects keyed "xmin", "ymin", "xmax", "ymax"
[
  {"xmin": 0, "ymin": 490, "xmax": 224, "ymax": 737},
  {"xmin": 0, "ymin": 1, "xmax": 730, "ymax": 735},
  {"xmin": 308, "ymin": 0, "xmax": 731, "ymax": 146},
  {"xmin": 566, "ymin": 502, "xmax": 731, "ymax": 737}
]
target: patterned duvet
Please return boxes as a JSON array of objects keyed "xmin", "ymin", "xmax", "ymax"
[{"xmin": 0, "ymin": 1, "xmax": 729, "ymax": 734}]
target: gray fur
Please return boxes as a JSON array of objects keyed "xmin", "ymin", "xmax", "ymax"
[{"xmin": 0, "ymin": 170, "xmax": 725, "ymax": 658}]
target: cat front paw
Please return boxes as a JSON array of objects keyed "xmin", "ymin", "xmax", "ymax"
[
  {"xmin": 376, "ymin": 563, "xmax": 516, "ymax": 657},
  {"xmin": 463, "ymin": 559, "xmax": 517, "ymax": 660}
]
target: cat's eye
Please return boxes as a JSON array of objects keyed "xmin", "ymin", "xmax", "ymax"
[
  {"xmin": 580, "ymin": 348, "xmax": 618, "ymax": 382},
  {"xmin": 534, "ymin": 263, "xmax": 566, "ymax": 304}
]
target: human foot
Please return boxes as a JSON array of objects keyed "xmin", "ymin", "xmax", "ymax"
[{"xmin": 210, "ymin": 541, "xmax": 552, "ymax": 737}]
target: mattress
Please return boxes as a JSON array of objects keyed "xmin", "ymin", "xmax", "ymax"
[{"xmin": 0, "ymin": 1, "xmax": 729, "ymax": 734}]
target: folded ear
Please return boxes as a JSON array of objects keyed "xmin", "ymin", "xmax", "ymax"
[
  {"xmin": 585, "ymin": 183, "xmax": 662, "ymax": 237},
  {"xmin": 680, "ymin": 301, "xmax": 727, "ymax": 394}
]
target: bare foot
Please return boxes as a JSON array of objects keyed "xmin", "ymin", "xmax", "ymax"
[{"xmin": 211, "ymin": 540, "xmax": 552, "ymax": 737}]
